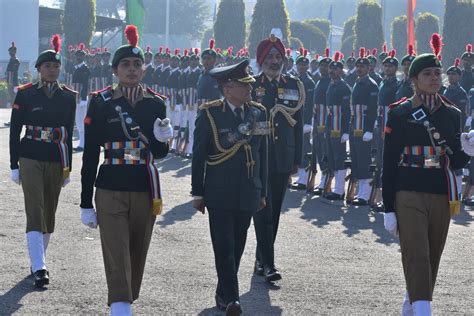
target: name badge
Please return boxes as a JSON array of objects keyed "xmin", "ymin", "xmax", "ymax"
[
  {"xmin": 425, "ymin": 155, "xmax": 440, "ymax": 168},
  {"xmin": 278, "ymin": 88, "xmax": 299, "ymax": 101}
]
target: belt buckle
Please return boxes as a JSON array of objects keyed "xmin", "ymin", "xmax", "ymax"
[
  {"xmin": 124, "ymin": 148, "xmax": 141, "ymax": 161},
  {"xmin": 41, "ymin": 130, "xmax": 52, "ymax": 140},
  {"xmin": 424, "ymin": 155, "xmax": 440, "ymax": 168}
]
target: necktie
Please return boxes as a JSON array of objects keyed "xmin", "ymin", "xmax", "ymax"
[{"xmin": 235, "ymin": 107, "xmax": 243, "ymax": 123}]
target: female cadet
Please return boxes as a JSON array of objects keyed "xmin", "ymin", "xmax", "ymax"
[
  {"xmin": 79, "ymin": 25, "xmax": 173, "ymax": 315},
  {"xmin": 382, "ymin": 34, "xmax": 473, "ymax": 315},
  {"xmin": 9, "ymin": 35, "xmax": 76, "ymax": 288}
]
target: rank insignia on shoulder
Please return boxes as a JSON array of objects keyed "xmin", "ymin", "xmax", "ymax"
[
  {"xmin": 389, "ymin": 97, "xmax": 407, "ymax": 109},
  {"xmin": 146, "ymin": 87, "xmax": 167, "ymax": 99},
  {"xmin": 62, "ymin": 85, "xmax": 78, "ymax": 93}
]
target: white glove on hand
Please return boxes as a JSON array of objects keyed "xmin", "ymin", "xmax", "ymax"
[
  {"xmin": 62, "ymin": 177, "xmax": 71, "ymax": 188},
  {"xmin": 461, "ymin": 131, "xmax": 474, "ymax": 156},
  {"xmin": 10, "ymin": 169, "xmax": 20, "ymax": 185},
  {"xmin": 465, "ymin": 116, "xmax": 472, "ymax": 128},
  {"xmin": 153, "ymin": 118, "xmax": 173, "ymax": 143},
  {"xmin": 79, "ymin": 100, "xmax": 88, "ymax": 107},
  {"xmin": 362, "ymin": 131, "xmax": 373, "ymax": 142},
  {"xmin": 341, "ymin": 133, "xmax": 349, "ymax": 143},
  {"xmin": 384, "ymin": 212, "xmax": 398, "ymax": 236},
  {"xmin": 303, "ymin": 124, "xmax": 312, "ymax": 134},
  {"xmin": 80, "ymin": 208, "xmax": 98, "ymax": 229}
]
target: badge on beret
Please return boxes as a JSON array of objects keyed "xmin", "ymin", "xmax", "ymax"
[
  {"xmin": 126, "ymin": 117, "xmax": 132, "ymax": 124},
  {"xmin": 55, "ymin": 54, "xmax": 60, "ymax": 60},
  {"xmin": 132, "ymin": 47, "xmax": 139, "ymax": 54}
]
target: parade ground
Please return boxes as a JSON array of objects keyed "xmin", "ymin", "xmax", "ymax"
[{"xmin": 0, "ymin": 107, "xmax": 472, "ymax": 315}]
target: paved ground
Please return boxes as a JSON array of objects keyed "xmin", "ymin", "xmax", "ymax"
[{"xmin": 0, "ymin": 108, "xmax": 472, "ymax": 315}]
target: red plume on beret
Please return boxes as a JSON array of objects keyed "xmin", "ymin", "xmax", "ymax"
[
  {"xmin": 286, "ymin": 48, "xmax": 291, "ymax": 57},
  {"xmin": 228, "ymin": 46, "xmax": 233, "ymax": 55},
  {"xmin": 467, "ymin": 44, "xmax": 472, "ymax": 53},
  {"xmin": 325, "ymin": 47, "xmax": 329, "ymax": 58},
  {"xmin": 159, "ymin": 46, "xmax": 163, "ymax": 54},
  {"xmin": 209, "ymin": 39, "xmax": 215, "ymax": 50},
  {"xmin": 68, "ymin": 44, "xmax": 73, "ymax": 51},
  {"xmin": 366, "ymin": 48, "xmax": 370, "ymax": 56},
  {"xmin": 125, "ymin": 25, "xmax": 139, "ymax": 47},
  {"xmin": 315, "ymin": 53, "xmax": 319, "ymax": 60},
  {"xmin": 359, "ymin": 48, "xmax": 365, "ymax": 58},
  {"xmin": 304, "ymin": 49, "xmax": 308, "ymax": 58},
  {"xmin": 104, "ymin": 47, "xmax": 108, "ymax": 53},
  {"xmin": 299, "ymin": 47, "xmax": 304, "ymax": 56},
  {"xmin": 389, "ymin": 49, "xmax": 396, "ymax": 58},
  {"xmin": 334, "ymin": 51, "xmax": 341, "ymax": 62},
  {"xmin": 174, "ymin": 48, "xmax": 180, "ymax": 55},
  {"xmin": 383, "ymin": 42, "xmax": 387, "ymax": 53},
  {"xmin": 455, "ymin": 58, "xmax": 460, "ymax": 68},
  {"xmin": 372, "ymin": 48, "xmax": 377, "ymax": 56},
  {"xmin": 51, "ymin": 34, "xmax": 61, "ymax": 53},
  {"xmin": 195, "ymin": 48, "xmax": 199, "ymax": 55},
  {"xmin": 408, "ymin": 44, "xmax": 415, "ymax": 56},
  {"xmin": 97, "ymin": 48, "xmax": 101, "ymax": 53},
  {"xmin": 430, "ymin": 33, "xmax": 442, "ymax": 59},
  {"xmin": 184, "ymin": 49, "xmax": 188, "ymax": 57},
  {"xmin": 79, "ymin": 43, "xmax": 85, "ymax": 51},
  {"xmin": 166, "ymin": 48, "xmax": 170, "ymax": 55},
  {"xmin": 351, "ymin": 51, "xmax": 355, "ymax": 58}
]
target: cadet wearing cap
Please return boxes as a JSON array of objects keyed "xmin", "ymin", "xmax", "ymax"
[
  {"xmin": 142, "ymin": 45, "xmax": 155, "ymax": 89},
  {"xmin": 382, "ymin": 33, "xmax": 473, "ymax": 316},
  {"xmin": 101, "ymin": 48, "xmax": 113, "ymax": 88},
  {"xmin": 344, "ymin": 51, "xmax": 357, "ymax": 88},
  {"xmin": 323, "ymin": 52, "xmax": 352, "ymax": 200},
  {"xmin": 197, "ymin": 39, "xmax": 222, "ymax": 107},
  {"xmin": 311, "ymin": 48, "xmax": 332, "ymax": 195},
  {"xmin": 291, "ymin": 48, "xmax": 314, "ymax": 190},
  {"xmin": 251, "ymin": 34, "xmax": 304, "ymax": 282},
  {"xmin": 396, "ymin": 45, "xmax": 416, "ymax": 100},
  {"xmin": 460, "ymin": 44, "xmax": 473, "ymax": 93},
  {"xmin": 72, "ymin": 43, "xmax": 91, "ymax": 152},
  {"xmin": 79, "ymin": 25, "xmax": 172, "ymax": 316},
  {"xmin": 184, "ymin": 49, "xmax": 202, "ymax": 158},
  {"xmin": 9, "ymin": 34, "xmax": 76, "ymax": 288},
  {"xmin": 349, "ymin": 48, "xmax": 379, "ymax": 205},
  {"xmin": 6, "ymin": 42, "xmax": 20, "ymax": 108},
  {"xmin": 191, "ymin": 59, "xmax": 268, "ymax": 315},
  {"xmin": 372, "ymin": 50, "xmax": 400, "ymax": 210},
  {"xmin": 368, "ymin": 48, "xmax": 383, "ymax": 85},
  {"xmin": 168, "ymin": 49, "xmax": 183, "ymax": 153}
]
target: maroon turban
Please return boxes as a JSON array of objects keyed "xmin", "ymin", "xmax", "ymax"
[{"xmin": 256, "ymin": 34, "xmax": 286, "ymax": 66}]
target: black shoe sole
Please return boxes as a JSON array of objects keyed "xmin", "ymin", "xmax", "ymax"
[
  {"xmin": 34, "ymin": 277, "xmax": 49, "ymax": 288},
  {"xmin": 254, "ymin": 268, "xmax": 264, "ymax": 276},
  {"xmin": 265, "ymin": 273, "xmax": 282, "ymax": 282},
  {"xmin": 225, "ymin": 304, "xmax": 242, "ymax": 316}
]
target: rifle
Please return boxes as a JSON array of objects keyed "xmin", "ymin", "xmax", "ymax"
[
  {"xmin": 323, "ymin": 171, "xmax": 334, "ymax": 194},
  {"xmin": 344, "ymin": 159, "xmax": 357, "ymax": 204},
  {"xmin": 306, "ymin": 152, "xmax": 317, "ymax": 192}
]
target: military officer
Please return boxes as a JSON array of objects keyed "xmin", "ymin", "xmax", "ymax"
[
  {"xmin": 344, "ymin": 52, "xmax": 358, "ymax": 88},
  {"xmin": 72, "ymin": 43, "xmax": 90, "ymax": 152},
  {"xmin": 382, "ymin": 33, "xmax": 472, "ymax": 315},
  {"xmin": 142, "ymin": 45, "xmax": 155, "ymax": 89},
  {"xmin": 184, "ymin": 49, "xmax": 201, "ymax": 158},
  {"xmin": 79, "ymin": 25, "xmax": 172, "ymax": 316},
  {"xmin": 349, "ymin": 48, "xmax": 379, "ymax": 205},
  {"xmin": 196, "ymin": 39, "xmax": 221, "ymax": 107},
  {"xmin": 192, "ymin": 59, "xmax": 268, "ymax": 316},
  {"xmin": 311, "ymin": 49, "xmax": 332, "ymax": 195},
  {"xmin": 323, "ymin": 52, "xmax": 352, "ymax": 200},
  {"xmin": 252, "ymin": 34, "xmax": 304, "ymax": 282},
  {"xmin": 460, "ymin": 44, "xmax": 473, "ymax": 93},
  {"xmin": 291, "ymin": 48, "xmax": 314, "ymax": 190},
  {"xmin": 9, "ymin": 35, "xmax": 76, "ymax": 288},
  {"xmin": 368, "ymin": 49, "xmax": 383, "ymax": 85},
  {"xmin": 396, "ymin": 45, "xmax": 416, "ymax": 100}
]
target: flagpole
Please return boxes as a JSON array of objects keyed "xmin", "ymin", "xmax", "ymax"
[{"xmin": 165, "ymin": 0, "xmax": 170, "ymax": 48}]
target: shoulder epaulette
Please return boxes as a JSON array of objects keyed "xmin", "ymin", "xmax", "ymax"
[
  {"xmin": 199, "ymin": 99, "xmax": 224, "ymax": 110},
  {"xmin": 439, "ymin": 94, "xmax": 457, "ymax": 109},
  {"xmin": 146, "ymin": 87, "xmax": 167, "ymax": 100},
  {"xmin": 90, "ymin": 85, "xmax": 112, "ymax": 96},
  {"xmin": 249, "ymin": 101, "xmax": 266, "ymax": 111},
  {"xmin": 16, "ymin": 82, "xmax": 33, "ymax": 91},
  {"xmin": 61, "ymin": 85, "xmax": 78, "ymax": 94},
  {"xmin": 389, "ymin": 97, "xmax": 408, "ymax": 109}
]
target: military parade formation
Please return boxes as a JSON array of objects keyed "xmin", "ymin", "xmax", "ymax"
[{"xmin": 3, "ymin": 16, "xmax": 474, "ymax": 315}]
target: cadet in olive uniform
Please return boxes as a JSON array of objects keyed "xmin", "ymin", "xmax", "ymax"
[
  {"xmin": 72, "ymin": 43, "xmax": 90, "ymax": 151},
  {"xmin": 396, "ymin": 45, "xmax": 416, "ymax": 101},
  {"xmin": 349, "ymin": 48, "xmax": 379, "ymax": 205},
  {"xmin": 460, "ymin": 44, "xmax": 473, "ymax": 93},
  {"xmin": 252, "ymin": 35, "xmax": 304, "ymax": 282},
  {"xmin": 291, "ymin": 48, "xmax": 315, "ymax": 190},
  {"xmin": 344, "ymin": 52, "xmax": 357, "ymax": 88},
  {"xmin": 197, "ymin": 40, "xmax": 222, "ymax": 106},
  {"xmin": 192, "ymin": 60, "xmax": 268, "ymax": 316},
  {"xmin": 79, "ymin": 25, "xmax": 172, "ymax": 315},
  {"xmin": 372, "ymin": 50, "xmax": 399, "ymax": 209},
  {"xmin": 323, "ymin": 52, "xmax": 352, "ymax": 200},
  {"xmin": 311, "ymin": 49, "xmax": 332, "ymax": 195},
  {"xmin": 142, "ymin": 45, "xmax": 155, "ymax": 89},
  {"xmin": 9, "ymin": 35, "xmax": 76, "ymax": 288},
  {"xmin": 382, "ymin": 34, "xmax": 472, "ymax": 316}
]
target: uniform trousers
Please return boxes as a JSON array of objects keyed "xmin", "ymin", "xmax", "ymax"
[
  {"xmin": 186, "ymin": 105, "xmax": 198, "ymax": 154},
  {"xmin": 325, "ymin": 133, "xmax": 347, "ymax": 172},
  {"xmin": 349, "ymin": 133, "xmax": 372, "ymax": 179},
  {"xmin": 395, "ymin": 191, "xmax": 451, "ymax": 303},
  {"xmin": 95, "ymin": 189, "xmax": 156, "ymax": 305},
  {"xmin": 75, "ymin": 102, "xmax": 87, "ymax": 147},
  {"xmin": 253, "ymin": 172, "xmax": 290, "ymax": 267},
  {"xmin": 311, "ymin": 128, "xmax": 327, "ymax": 172},
  {"xmin": 20, "ymin": 157, "xmax": 63, "ymax": 233},
  {"xmin": 208, "ymin": 208, "xmax": 253, "ymax": 304}
]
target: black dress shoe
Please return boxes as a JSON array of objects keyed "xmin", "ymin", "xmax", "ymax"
[
  {"xmin": 33, "ymin": 269, "xmax": 49, "ymax": 288},
  {"xmin": 464, "ymin": 199, "xmax": 474, "ymax": 206},
  {"xmin": 324, "ymin": 192, "xmax": 345, "ymax": 200},
  {"xmin": 215, "ymin": 293, "xmax": 226, "ymax": 311},
  {"xmin": 254, "ymin": 260, "xmax": 264, "ymax": 276},
  {"xmin": 290, "ymin": 183, "xmax": 307, "ymax": 190},
  {"xmin": 73, "ymin": 146, "xmax": 84, "ymax": 152},
  {"xmin": 374, "ymin": 202, "xmax": 385, "ymax": 212},
  {"xmin": 351, "ymin": 198, "xmax": 368, "ymax": 206},
  {"xmin": 225, "ymin": 301, "xmax": 242, "ymax": 316},
  {"xmin": 312, "ymin": 187, "xmax": 324, "ymax": 196},
  {"xmin": 184, "ymin": 153, "xmax": 192, "ymax": 159},
  {"xmin": 264, "ymin": 266, "xmax": 282, "ymax": 282}
]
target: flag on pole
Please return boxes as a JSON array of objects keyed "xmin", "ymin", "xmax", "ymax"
[
  {"xmin": 407, "ymin": 0, "xmax": 416, "ymax": 49},
  {"xmin": 127, "ymin": 0, "xmax": 145, "ymax": 36}
]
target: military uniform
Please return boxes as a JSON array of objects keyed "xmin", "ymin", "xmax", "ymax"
[
  {"xmin": 460, "ymin": 44, "xmax": 473, "ymax": 93},
  {"xmin": 344, "ymin": 68, "xmax": 357, "ymax": 88},
  {"xmin": 376, "ymin": 76, "xmax": 399, "ymax": 166},
  {"xmin": 167, "ymin": 59, "xmax": 182, "ymax": 151},
  {"xmin": 6, "ymin": 43, "xmax": 20, "ymax": 106},
  {"xmin": 184, "ymin": 60, "xmax": 201, "ymax": 157},
  {"xmin": 191, "ymin": 60, "xmax": 268, "ymax": 313},
  {"xmin": 72, "ymin": 47, "xmax": 91, "ymax": 150},
  {"xmin": 101, "ymin": 49, "xmax": 113, "ymax": 88},
  {"xmin": 196, "ymin": 69, "xmax": 221, "ymax": 104}
]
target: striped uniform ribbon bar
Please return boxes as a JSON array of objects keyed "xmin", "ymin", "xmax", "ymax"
[{"xmin": 400, "ymin": 146, "xmax": 439, "ymax": 169}]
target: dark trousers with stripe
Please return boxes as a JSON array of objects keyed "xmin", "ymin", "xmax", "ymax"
[
  {"xmin": 209, "ymin": 208, "xmax": 253, "ymax": 304},
  {"xmin": 311, "ymin": 128, "xmax": 327, "ymax": 172},
  {"xmin": 349, "ymin": 132, "xmax": 372, "ymax": 180}
]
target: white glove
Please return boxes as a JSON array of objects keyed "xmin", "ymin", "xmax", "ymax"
[
  {"xmin": 465, "ymin": 116, "xmax": 472, "ymax": 128},
  {"xmin": 79, "ymin": 100, "xmax": 88, "ymax": 107},
  {"xmin": 10, "ymin": 169, "xmax": 20, "ymax": 185},
  {"xmin": 362, "ymin": 131, "xmax": 373, "ymax": 142},
  {"xmin": 384, "ymin": 212, "xmax": 398, "ymax": 236},
  {"xmin": 461, "ymin": 131, "xmax": 474, "ymax": 156},
  {"xmin": 62, "ymin": 177, "xmax": 71, "ymax": 188},
  {"xmin": 153, "ymin": 117, "xmax": 173, "ymax": 143},
  {"xmin": 80, "ymin": 208, "xmax": 98, "ymax": 229},
  {"xmin": 303, "ymin": 124, "xmax": 312, "ymax": 134},
  {"xmin": 341, "ymin": 133, "xmax": 349, "ymax": 143}
]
